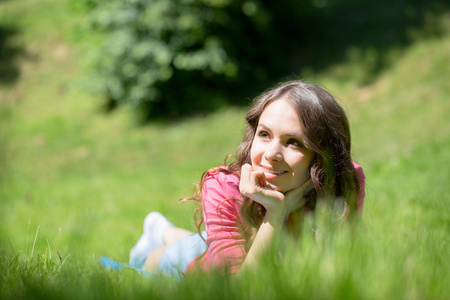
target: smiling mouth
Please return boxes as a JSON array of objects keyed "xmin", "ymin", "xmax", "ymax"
[{"xmin": 263, "ymin": 168, "xmax": 287, "ymax": 176}]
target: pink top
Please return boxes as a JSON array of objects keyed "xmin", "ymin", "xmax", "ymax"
[{"xmin": 185, "ymin": 162, "xmax": 366, "ymax": 274}]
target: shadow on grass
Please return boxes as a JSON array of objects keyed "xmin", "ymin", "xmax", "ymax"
[
  {"xmin": 0, "ymin": 25, "xmax": 27, "ymax": 86},
  {"xmin": 278, "ymin": 0, "xmax": 450, "ymax": 83}
]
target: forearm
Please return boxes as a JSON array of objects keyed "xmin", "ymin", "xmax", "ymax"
[
  {"xmin": 238, "ymin": 164, "xmax": 313, "ymax": 272},
  {"xmin": 240, "ymin": 210, "xmax": 285, "ymax": 271}
]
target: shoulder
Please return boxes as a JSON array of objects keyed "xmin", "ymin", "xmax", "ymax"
[
  {"xmin": 203, "ymin": 167, "xmax": 242, "ymax": 201},
  {"xmin": 204, "ymin": 167, "xmax": 240, "ymax": 185},
  {"xmin": 352, "ymin": 162, "xmax": 366, "ymax": 214},
  {"xmin": 352, "ymin": 162, "xmax": 366, "ymax": 184}
]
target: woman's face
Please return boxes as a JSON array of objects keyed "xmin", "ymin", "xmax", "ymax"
[{"xmin": 250, "ymin": 98, "xmax": 315, "ymax": 193}]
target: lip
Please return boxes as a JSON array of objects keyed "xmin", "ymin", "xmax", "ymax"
[{"xmin": 261, "ymin": 166, "xmax": 287, "ymax": 179}]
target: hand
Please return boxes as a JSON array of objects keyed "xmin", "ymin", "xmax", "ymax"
[
  {"xmin": 239, "ymin": 164, "xmax": 286, "ymax": 215},
  {"xmin": 284, "ymin": 178, "xmax": 314, "ymax": 215}
]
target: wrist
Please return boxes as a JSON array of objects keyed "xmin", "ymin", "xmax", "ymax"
[{"xmin": 263, "ymin": 208, "xmax": 286, "ymax": 227}]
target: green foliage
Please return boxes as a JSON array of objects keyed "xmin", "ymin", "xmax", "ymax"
[
  {"xmin": 78, "ymin": 0, "xmax": 252, "ymax": 118},
  {"xmin": 75, "ymin": 0, "xmax": 324, "ymax": 119},
  {"xmin": 76, "ymin": 0, "xmax": 450, "ymax": 120}
]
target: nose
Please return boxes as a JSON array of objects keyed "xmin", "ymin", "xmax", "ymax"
[{"xmin": 264, "ymin": 141, "xmax": 283, "ymax": 162}]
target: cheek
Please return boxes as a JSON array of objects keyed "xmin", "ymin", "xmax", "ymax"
[
  {"xmin": 250, "ymin": 146, "xmax": 258, "ymax": 165},
  {"xmin": 291, "ymin": 154, "xmax": 313, "ymax": 176},
  {"xmin": 250, "ymin": 141, "xmax": 263, "ymax": 165}
]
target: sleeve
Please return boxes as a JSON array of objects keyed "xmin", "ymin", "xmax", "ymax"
[
  {"xmin": 352, "ymin": 162, "xmax": 366, "ymax": 214},
  {"xmin": 200, "ymin": 172, "xmax": 248, "ymax": 274}
]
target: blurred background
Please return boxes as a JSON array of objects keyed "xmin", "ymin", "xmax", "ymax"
[{"xmin": 0, "ymin": 0, "xmax": 449, "ymax": 298}]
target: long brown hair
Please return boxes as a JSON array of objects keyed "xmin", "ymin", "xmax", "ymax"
[{"xmin": 185, "ymin": 80, "xmax": 360, "ymax": 235}]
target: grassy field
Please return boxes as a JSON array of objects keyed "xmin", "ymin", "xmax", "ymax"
[{"xmin": 1, "ymin": 1, "xmax": 449, "ymax": 299}]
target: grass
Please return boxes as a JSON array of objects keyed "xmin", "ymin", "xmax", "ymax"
[{"xmin": 1, "ymin": 0, "xmax": 449, "ymax": 299}]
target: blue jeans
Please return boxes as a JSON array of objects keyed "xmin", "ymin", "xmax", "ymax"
[
  {"xmin": 157, "ymin": 231, "xmax": 207, "ymax": 279},
  {"xmin": 99, "ymin": 231, "xmax": 207, "ymax": 279}
]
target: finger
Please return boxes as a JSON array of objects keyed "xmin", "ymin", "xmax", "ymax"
[
  {"xmin": 285, "ymin": 177, "xmax": 314, "ymax": 199},
  {"xmin": 259, "ymin": 187, "xmax": 285, "ymax": 201},
  {"xmin": 249, "ymin": 168, "xmax": 265, "ymax": 189},
  {"xmin": 241, "ymin": 168, "xmax": 265, "ymax": 196},
  {"xmin": 240, "ymin": 165, "xmax": 283, "ymax": 202},
  {"xmin": 287, "ymin": 178, "xmax": 315, "ymax": 209},
  {"xmin": 301, "ymin": 177, "xmax": 314, "ymax": 192},
  {"xmin": 288, "ymin": 177, "xmax": 314, "ymax": 195},
  {"xmin": 239, "ymin": 164, "xmax": 252, "ymax": 194}
]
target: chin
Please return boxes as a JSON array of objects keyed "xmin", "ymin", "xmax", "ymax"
[{"xmin": 268, "ymin": 183, "xmax": 285, "ymax": 193}]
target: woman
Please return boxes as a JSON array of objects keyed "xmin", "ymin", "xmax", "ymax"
[{"xmin": 126, "ymin": 80, "xmax": 366, "ymax": 277}]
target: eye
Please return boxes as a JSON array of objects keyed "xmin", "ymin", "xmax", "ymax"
[
  {"xmin": 287, "ymin": 138, "xmax": 304, "ymax": 148},
  {"xmin": 257, "ymin": 130, "xmax": 270, "ymax": 139}
]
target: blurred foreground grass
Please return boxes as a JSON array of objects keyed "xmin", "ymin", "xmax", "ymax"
[{"xmin": 1, "ymin": 1, "xmax": 449, "ymax": 299}]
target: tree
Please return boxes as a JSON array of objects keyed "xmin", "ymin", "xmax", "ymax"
[{"xmin": 78, "ymin": 0, "xmax": 449, "ymax": 120}]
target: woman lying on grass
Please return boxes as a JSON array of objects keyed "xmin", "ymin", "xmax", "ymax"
[{"xmin": 102, "ymin": 80, "xmax": 365, "ymax": 278}]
